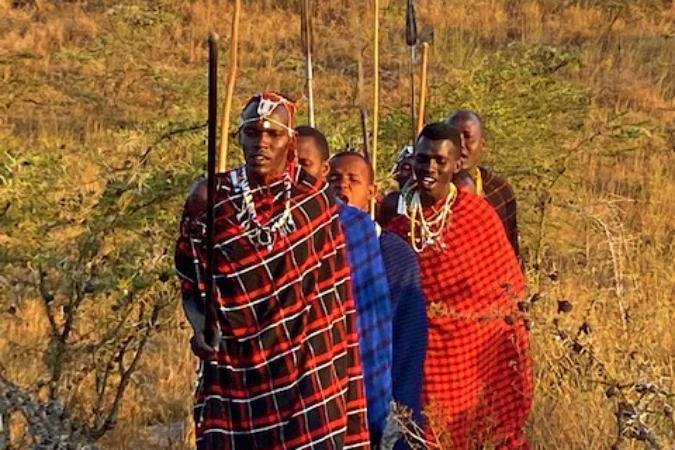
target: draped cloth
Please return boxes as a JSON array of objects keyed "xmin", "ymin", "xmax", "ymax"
[
  {"xmin": 388, "ymin": 191, "xmax": 532, "ymax": 450},
  {"xmin": 480, "ymin": 167, "xmax": 520, "ymax": 259},
  {"xmin": 175, "ymin": 165, "xmax": 370, "ymax": 450},
  {"xmin": 379, "ymin": 231, "xmax": 428, "ymax": 450},
  {"xmin": 339, "ymin": 205, "xmax": 393, "ymax": 444}
]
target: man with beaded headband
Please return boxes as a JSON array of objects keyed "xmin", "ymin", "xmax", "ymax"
[
  {"xmin": 175, "ymin": 92, "xmax": 370, "ymax": 449},
  {"xmin": 387, "ymin": 122, "xmax": 532, "ymax": 449}
]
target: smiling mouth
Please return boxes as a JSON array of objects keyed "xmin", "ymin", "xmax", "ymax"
[
  {"xmin": 335, "ymin": 192, "xmax": 349, "ymax": 203},
  {"xmin": 419, "ymin": 176, "xmax": 437, "ymax": 189}
]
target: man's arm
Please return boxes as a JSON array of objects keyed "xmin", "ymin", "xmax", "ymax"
[
  {"xmin": 182, "ymin": 292, "xmax": 220, "ymax": 355},
  {"xmin": 175, "ymin": 183, "xmax": 220, "ymax": 356}
]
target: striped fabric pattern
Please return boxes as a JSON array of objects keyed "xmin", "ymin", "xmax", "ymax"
[
  {"xmin": 339, "ymin": 205, "xmax": 393, "ymax": 445},
  {"xmin": 175, "ymin": 165, "xmax": 371, "ymax": 450},
  {"xmin": 388, "ymin": 191, "xmax": 532, "ymax": 450},
  {"xmin": 480, "ymin": 166, "xmax": 520, "ymax": 259}
]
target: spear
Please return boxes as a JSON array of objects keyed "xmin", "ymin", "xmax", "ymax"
[
  {"xmin": 371, "ymin": 0, "xmax": 380, "ymax": 217},
  {"xmin": 360, "ymin": 107, "xmax": 371, "ymax": 163},
  {"xmin": 301, "ymin": 0, "xmax": 315, "ymax": 127},
  {"xmin": 416, "ymin": 41, "xmax": 430, "ymax": 134},
  {"xmin": 406, "ymin": 0, "xmax": 418, "ymax": 143},
  {"xmin": 205, "ymin": 33, "xmax": 219, "ymax": 348},
  {"xmin": 217, "ymin": 0, "xmax": 242, "ymax": 173}
]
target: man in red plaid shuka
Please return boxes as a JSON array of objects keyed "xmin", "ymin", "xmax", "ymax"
[
  {"xmin": 175, "ymin": 92, "xmax": 370, "ymax": 449},
  {"xmin": 387, "ymin": 123, "xmax": 532, "ymax": 449}
]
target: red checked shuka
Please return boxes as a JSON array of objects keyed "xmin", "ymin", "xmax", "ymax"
[
  {"xmin": 175, "ymin": 165, "xmax": 370, "ymax": 450},
  {"xmin": 389, "ymin": 191, "xmax": 532, "ymax": 450}
]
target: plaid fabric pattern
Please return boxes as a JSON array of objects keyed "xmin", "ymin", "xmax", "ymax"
[
  {"xmin": 175, "ymin": 166, "xmax": 370, "ymax": 450},
  {"xmin": 481, "ymin": 167, "xmax": 520, "ymax": 258},
  {"xmin": 387, "ymin": 191, "xmax": 533, "ymax": 450},
  {"xmin": 339, "ymin": 205, "xmax": 393, "ymax": 444}
]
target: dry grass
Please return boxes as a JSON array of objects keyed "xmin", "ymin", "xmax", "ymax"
[{"xmin": 0, "ymin": 0, "xmax": 673, "ymax": 448}]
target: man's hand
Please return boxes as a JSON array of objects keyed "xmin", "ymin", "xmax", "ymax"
[
  {"xmin": 190, "ymin": 322, "xmax": 222, "ymax": 355},
  {"xmin": 183, "ymin": 292, "xmax": 221, "ymax": 356}
]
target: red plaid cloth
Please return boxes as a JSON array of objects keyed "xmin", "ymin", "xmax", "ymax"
[
  {"xmin": 388, "ymin": 191, "xmax": 532, "ymax": 450},
  {"xmin": 481, "ymin": 167, "xmax": 520, "ymax": 259},
  {"xmin": 175, "ymin": 165, "xmax": 370, "ymax": 449}
]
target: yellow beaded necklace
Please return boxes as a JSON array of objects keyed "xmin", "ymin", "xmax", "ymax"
[{"xmin": 473, "ymin": 166, "xmax": 483, "ymax": 197}]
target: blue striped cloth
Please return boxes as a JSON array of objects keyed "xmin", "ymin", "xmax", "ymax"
[
  {"xmin": 379, "ymin": 231, "xmax": 428, "ymax": 449},
  {"xmin": 339, "ymin": 205, "xmax": 393, "ymax": 444}
]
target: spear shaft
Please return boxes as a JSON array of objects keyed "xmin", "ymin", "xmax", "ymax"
[
  {"xmin": 371, "ymin": 0, "xmax": 380, "ymax": 218},
  {"xmin": 416, "ymin": 42, "xmax": 429, "ymax": 134},
  {"xmin": 361, "ymin": 108, "xmax": 371, "ymax": 163},
  {"xmin": 406, "ymin": 0, "xmax": 418, "ymax": 143},
  {"xmin": 217, "ymin": 0, "xmax": 242, "ymax": 173},
  {"xmin": 205, "ymin": 33, "xmax": 219, "ymax": 346},
  {"xmin": 301, "ymin": 0, "xmax": 315, "ymax": 127}
]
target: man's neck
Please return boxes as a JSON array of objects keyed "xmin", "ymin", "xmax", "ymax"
[
  {"xmin": 246, "ymin": 167, "xmax": 280, "ymax": 189},
  {"xmin": 420, "ymin": 187, "xmax": 449, "ymax": 208}
]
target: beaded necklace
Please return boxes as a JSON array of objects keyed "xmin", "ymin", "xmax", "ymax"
[
  {"xmin": 234, "ymin": 166, "xmax": 296, "ymax": 250},
  {"xmin": 408, "ymin": 183, "xmax": 458, "ymax": 253},
  {"xmin": 473, "ymin": 166, "xmax": 483, "ymax": 196}
]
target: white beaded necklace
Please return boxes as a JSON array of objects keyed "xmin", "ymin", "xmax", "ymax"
[
  {"xmin": 234, "ymin": 166, "xmax": 296, "ymax": 250},
  {"xmin": 408, "ymin": 183, "xmax": 457, "ymax": 253}
]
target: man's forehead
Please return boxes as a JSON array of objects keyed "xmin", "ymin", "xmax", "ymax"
[
  {"xmin": 417, "ymin": 137, "xmax": 453, "ymax": 155},
  {"xmin": 456, "ymin": 119, "xmax": 481, "ymax": 134},
  {"xmin": 297, "ymin": 136, "xmax": 321, "ymax": 156},
  {"xmin": 242, "ymin": 101, "xmax": 290, "ymax": 127},
  {"xmin": 332, "ymin": 154, "xmax": 369, "ymax": 172}
]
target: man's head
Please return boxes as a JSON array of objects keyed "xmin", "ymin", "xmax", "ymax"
[
  {"xmin": 414, "ymin": 122, "xmax": 462, "ymax": 206},
  {"xmin": 237, "ymin": 92, "xmax": 298, "ymax": 185},
  {"xmin": 296, "ymin": 126, "xmax": 330, "ymax": 181},
  {"xmin": 445, "ymin": 110, "xmax": 485, "ymax": 171},
  {"xmin": 393, "ymin": 144, "xmax": 415, "ymax": 189},
  {"xmin": 328, "ymin": 152, "xmax": 375, "ymax": 212}
]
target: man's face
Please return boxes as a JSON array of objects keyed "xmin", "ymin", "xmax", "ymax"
[
  {"xmin": 296, "ymin": 136, "xmax": 329, "ymax": 181},
  {"xmin": 394, "ymin": 157, "xmax": 414, "ymax": 189},
  {"xmin": 328, "ymin": 155, "xmax": 375, "ymax": 212},
  {"xmin": 239, "ymin": 102, "xmax": 292, "ymax": 184},
  {"xmin": 414, "ymin": 137, "xmax": 461, "ymax": 205},
  {"xmin": 453, "ymin": 119, "xmax": 484, "ymax": 170}
]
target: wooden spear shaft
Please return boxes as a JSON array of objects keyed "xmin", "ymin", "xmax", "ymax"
[
  {"xmin": 371, "ymin": 0, "xmax": 380, "ymax": 217},
  {"xmin": 205, "ymin": 32, "xmax": 219, "ymax": 347},
  {"xmin": 416, "ymin": 42, "xmax": 429, "ymax": 134},
  {"xmin": 217, "ymin": 0, "xmax": 242, "ymax": 173}
]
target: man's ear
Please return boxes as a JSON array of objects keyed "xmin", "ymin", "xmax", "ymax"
[
  {"xmin": 320, "ymin": 161, "xmax": 330, "ymax": 179},
  {"xmin": 368, "ymin": 183, "xmax": 378, "ymax": 200},
  {"xmin": 452, "ymin": 157, "xmax": 462, "ymax": 174}
]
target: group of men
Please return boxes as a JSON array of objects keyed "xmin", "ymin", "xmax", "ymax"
[{"xmin": 175, "ymin": 91, "xmax": 532, "ymax": 450}]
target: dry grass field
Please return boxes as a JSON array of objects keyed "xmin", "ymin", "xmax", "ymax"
[{"xmin": 0, "ymin": 0, "xmax": 673, "ymax": 448}]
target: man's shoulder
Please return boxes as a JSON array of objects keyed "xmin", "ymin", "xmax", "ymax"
[
  {"xmin": 380, "ymin": 231, "xmax": 417, "ymax": 264},
  {"xmin": 455, "ymin": 190, "xmax": 504, "ymax": 231},
  {"xmin": 339, "ymin": 204, "xmax": 377, "ymax": 240},
  {"xmin": 480, "ymin": 166, "xmax": 515, "ymax": 195}
]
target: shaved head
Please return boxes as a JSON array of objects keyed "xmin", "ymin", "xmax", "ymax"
[{"xmin": 445, "ymin": 110, "xmax": 485, "ymax": 135}]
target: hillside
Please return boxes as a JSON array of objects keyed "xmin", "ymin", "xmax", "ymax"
[{"xmin": 0, "ymin": 0, "xmax": 673, "ymax": 448}]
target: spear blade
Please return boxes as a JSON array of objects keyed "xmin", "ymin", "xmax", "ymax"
[{"xmin": 405, "ymin": 0, "xmax": 417, "ymax": 47}]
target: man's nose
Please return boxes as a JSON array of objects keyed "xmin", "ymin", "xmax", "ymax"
[
  {"xmin": 335, "ymin": 178, "xmax": 349, "ymax": 190},
  {"xmin": 257, "ymin": 130, "xmax": 272, "ymax": 147}
]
